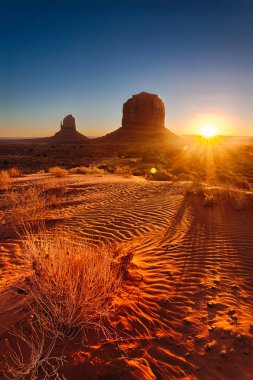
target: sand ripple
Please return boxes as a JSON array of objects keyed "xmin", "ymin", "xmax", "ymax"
[{"xmin": 1, "ymin": 175, "xmax": 253, "ymax": 379}]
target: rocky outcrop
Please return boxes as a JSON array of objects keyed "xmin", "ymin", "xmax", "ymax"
[
  {"xmin": 61, "ymin": 114, "xmax": 77, "ymax": 130},
  {"xmin": 52, "ymin": 114, "xmax": 88, "ymax": 142},
  {"xmin": 122, "ymin": 92, "xmax": 165, "ymax": 131},
  {"xmin": 95, "ymin": 92, "xmax": 179, "ymax": 144}
]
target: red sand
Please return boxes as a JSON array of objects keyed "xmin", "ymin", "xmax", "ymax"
[{"xmin": 0, "ymin": 174, "xmax": 253, "ymax": 379}]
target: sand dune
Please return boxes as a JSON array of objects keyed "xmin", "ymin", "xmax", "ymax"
[{"xmin": 0, "ymin": 174, "xmax": 253, "ymax": 379}]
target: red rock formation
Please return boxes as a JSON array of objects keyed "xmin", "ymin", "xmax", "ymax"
[
  {"xmin": 61, "ymin": 114, "xmax": 76, "ymax": 131},
  {"xmin": 122, "ymin": 92, "xmax": 165, "ymax": 131},
  {"xmin": 52, "ymin": 114, "xmax": 88, "ymax": 142},
  {"xmin": 95, "ymin": 91, "xmax": 179, "ymax": 145}
]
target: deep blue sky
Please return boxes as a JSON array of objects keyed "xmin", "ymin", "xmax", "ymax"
[{"xmin": 1, "ymin": 0, "xmax": 253, "ymax": 137}]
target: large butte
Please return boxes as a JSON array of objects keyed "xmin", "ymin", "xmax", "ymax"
[{"xmin": 97, "ymin": 92, "xmax": 179, "ymax": 143}]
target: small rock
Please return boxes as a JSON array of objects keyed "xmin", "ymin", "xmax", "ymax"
[
  {"xmin": 220, "ymin": 349, "xmax": 227, "ymax": 358},
  {"xmin": 205, "ymin": 344, "xmax": 212, "ymax": 352}
]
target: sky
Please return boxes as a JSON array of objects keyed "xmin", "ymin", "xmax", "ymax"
[{"xmin": 1, "ymin": 0, "xmax": 253, "ymax": 137}]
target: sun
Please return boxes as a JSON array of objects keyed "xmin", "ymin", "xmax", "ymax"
[{"xmin": 201, "ymin": 123, "xmax": 217, "ymax": 139}]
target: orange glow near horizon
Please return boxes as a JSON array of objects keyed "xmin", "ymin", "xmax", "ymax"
[{"xmin": 179, "ymin": 112, "xmax": 249, "ymax": 136}]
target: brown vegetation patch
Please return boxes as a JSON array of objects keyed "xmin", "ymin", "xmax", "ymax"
[
  {"xmin": 0, "ymin": 171, "xmax": 11, "ymax": 190},
  {"xmin": 48, "ymin": 167, "xmax": 68, "ymax": 178}
]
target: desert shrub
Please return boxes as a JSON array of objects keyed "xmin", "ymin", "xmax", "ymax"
[
  {"xmin": 0, "ymin": 170, "xmax": 11, "ymax": 190},
  {"xmin": 40, "ymin": 177, "xmax": 64, "ymax": 190},
  {"xmin": 192, "ymin": 180, "xmax": 205, "ymax": 196},
  {"xmin": 5, "ymin": 186, "xmax": 48, "ymax": 227},
  {"xmin": 48, "ymin": 167, "xmax": 68, "ymax": 178},
  {"xmin": 69, "ymin": 166, "xmax": 104, "ymax": 175},
  {"xmin": 20, "ymin": 230, "xmax": 131, "ymax": 339},
  {"xmin": 4, "ymin": 318, "xmax": 66, "ymax": 380},
  {"xmin": 184, "ymin": 179, "xmax": 206, "ymax": 196},
  {"xmin": 40, "ymin": 178, "xmax": 67, "ymax": 197},
  {"xmin": 45, "ymin": 193, "xmax": 61, "ymax": 208},
  {"xmin": 5, "ymin": 185, "xmax": 62, "ymax": 227},
  {"xmin": 146, "ymin": 168, "xmax": 172, "ymax": 181},
  {"xmin": 3, "ymin": 232, "xmax": 132, "ymax": 379},
  {"xmin": 8, "ymin": 167, "xmax": 22, "ymax": 178},
  {"xmin": 113, "ymin": 166, "xmax": 132, "ymax": 175},
  {"xmin": 226, "ymin": 186, "xmax": 248, "ymax": 210},
  {"xmin": 131, "ymin": 168, "xmax": 146, "ymax": 176},
  {"xmin": 37, "ymin": 169, "xmax": 45, "ymax": 175},
  {"xmin": 100, "ymin": 165, "xmax": 114, "ymax": 173}
]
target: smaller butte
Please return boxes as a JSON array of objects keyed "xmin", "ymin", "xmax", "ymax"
[{"xmin": 52, "ymin": 115, "xmax": 88, "ymax": 142}]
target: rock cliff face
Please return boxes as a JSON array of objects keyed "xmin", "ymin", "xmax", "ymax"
[
  {"xmin": 96, "ymin": 92, "xmax": 179, "ymax": 144},
  {"xmin": 61, "ymin": 114, "xmax": 77, "ymax": 131},
  {"xmin": 52, "ymin": 114, "xmax": 88, "ymax": 142},
  {"xmin": 122, "ymin": 92, "xmax": 165, "ymax": 131}
]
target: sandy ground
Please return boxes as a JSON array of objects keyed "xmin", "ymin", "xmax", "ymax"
[{"xmin": 0, "ymin": 173, "xmax": 253, "ymax": 379}]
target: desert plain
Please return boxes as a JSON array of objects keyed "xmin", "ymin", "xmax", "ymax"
[{"xmin": 0, "ymin": 136, "xmax": 253, "ymax": 380}]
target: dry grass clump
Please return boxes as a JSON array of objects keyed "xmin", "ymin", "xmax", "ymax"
[
  {"xmin": 226, "ymin": 186, "xmax": 248, "ymax": 210},
  {"xmin": 113, "ymin": 165, "xmax": 132, "ymax": 176},
  {"xmin": 20, "ymin": 230, "xmax": 130, "ymax": 339},
  {"xmin": 146, "ymin": 168, "xmax": 172, "ymax": 181},
  {"xmin": 36, "ymin": 169, "xmax": 45, "ymax": 175},
  {"xmin": 131, "ymin": 167, "xmax": 146, "ymax": 176},
  {"xmin": 8, "ymin": 167, "xmax": 22, "ymax": 178},
  {"xmin": 4, "ymin": 319, "xmax": 66, "ymax": 380},
  {"xmin": 39, "ymin": 178, "xmax": 67, "ymax": 198},
  {"xmin": 184, "ymin": 180, "xmax": 206, "ymax": 196},
  {"xmin": 48, "ymin": 167, "xmax": 68, "ymax": 178},
  {"xmin": 3, "ymin": 230, "xmax": 131, "ymax": 379},
  {"xmin": 191, "ymin": 179, "xmax": 206, "ymax": 195},
  {"xmin": 0, "ymin": 170, "xmax": 11, "ymax": 190},
  {"xmin": 5, "ymin": 186, "xmax": 48, "ymax": 227},
  {"xmin": 5, "ymin": 185, "xmax": 61, "ymax": 227},
  {"xmin": 69, "ymin": 166, "xmax": 104, "ymax": 175}
]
